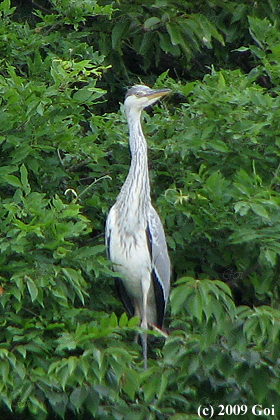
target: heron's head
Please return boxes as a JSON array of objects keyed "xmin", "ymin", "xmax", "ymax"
[{"xmin": 124, "ymin": 85, "xmax": 171, "ymax": 112}]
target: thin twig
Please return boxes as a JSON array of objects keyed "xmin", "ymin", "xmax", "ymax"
[
  {"xmin": 78, "ymin": 175, "xmax": 112, "ymax": 198},
  {"xmin": 30, "ymin": 1, "xmax": 52, "ymax": 14}
]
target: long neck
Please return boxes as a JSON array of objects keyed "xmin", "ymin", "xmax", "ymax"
[{"xmin": 116, "ymin": 107, "xmax": 151, "ymax": 218}]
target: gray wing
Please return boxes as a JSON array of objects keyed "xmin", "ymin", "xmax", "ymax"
[{"xmin": 146, "ymin": 205, "xmax": 171, "ymax": 327}]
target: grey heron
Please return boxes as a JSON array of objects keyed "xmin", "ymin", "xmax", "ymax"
[{"xmin": 105, "ymin": 85, "xmax": 171, "ymax": 368}]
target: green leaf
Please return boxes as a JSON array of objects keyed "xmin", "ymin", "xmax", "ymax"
[
  {"xmin": 3, "ymin": 174, "xmax": 22, "ymax": 189},
  {"xmin": 0, "ymin": 360, "xmax": 10, "ymax": 382},
  {"xmin": 128, "ymin": 316, "xmax": 140, "ymax": 327},
  {"xmin": 109, "ymin": 312, "xmax": 118, "ymax": 328},
  {"xmin": 112, "ymin": 21, "xmax": 129, "ymax": 51},
  {"xmin": 16, "ymin": 345, "xmax": 27, "ymax": 358},
  {"xmin": 261, "ymin": 248, "xmax": 277, "ymax": 266},
  {"xmin": 73, "ymin": 87, "xmax": 95, "ymax": 103},
  {"xmin": 234, "ymin": 46, "xmax": 250, "ymax": 52},
  {"xmin": 20, "ymin": 164, "xmax": 31, "ymax": 195},
  {"xmin": 56, "ymin": 333, "xmax": 77, "ymax": 352},
  {"xmin": 157, "ymin": 371, "xmax": 168, "ymax": 402},
  {"xmin": 122, "ymin": 369, "xmax": 140, "ymax": 400},
  {"xmin": 26, "ymin": 277, "xmax": 38, "ymax": 302},
  {"xmin": 234, "ymin": 201, "xmax": 250, "ymax": 216},
  {"xmin": 144, "ymin": 17, "xmax": 161, "ymax": 30},
  {"xmin": 70, "ymin": 387, "xmax": 88, "ymax": 411},
  {"xmin": 166, "ymin": 23, "xmax": 182, "ymax": 46},
  {"xmin": 170, "ymin": 283, "xmax": 190, "ymax": 315},
  {"xmin": 251, "ymin": 367, "xmax": 271, "ymax": 402},
  {"xmin": 142, "ymin": 371, "xmax": 161, "ymax": 403},
  {"xmin": 188, "ymin": 293, "xmax": 203, "ymax": 323},
  {"xmin": 250, "ymin": 202, "xmax": 270, "ymax": 219},
  {"xmin": 210, "ymin": 139, "xmax": 229, "ymax": 152},
  {"xmin": 119, "ymin": 312, "xmax": 128, "ymax": 327}
]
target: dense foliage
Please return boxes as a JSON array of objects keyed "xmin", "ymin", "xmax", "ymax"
[{"xmin": 1, "ymin": 0, "xmax": 280, "ymax": 418}]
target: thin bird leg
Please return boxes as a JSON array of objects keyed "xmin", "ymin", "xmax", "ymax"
[
  {"xmin": 140, "ymin": 331, "xmax": 148, "ymax": 370},
  {"xmin": 140, "ymin": 282, "xmax": 149, "ymax": 369},
  {"xmin": 133, "ymin": 304, "xmax": 141, "ymax": 344}
]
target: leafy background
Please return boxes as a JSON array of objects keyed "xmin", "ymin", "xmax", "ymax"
[{"xmin": 1, "ymin": 0, "xmax": 280, "ymax": 418}]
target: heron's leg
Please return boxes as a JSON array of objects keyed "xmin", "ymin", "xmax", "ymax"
[
  {"xmin": 133, "ymin": 304, "xmax": 141, "ymax": 344},
  {"xmin": 140, "ymin": 332, "xmax": 148, "ymax": 370},
  {"xmin": 140, "ymin": 279, "xmax": 150, "ymax": 369}
]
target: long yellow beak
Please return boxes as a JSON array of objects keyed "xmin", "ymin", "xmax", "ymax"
[{"xmin": 145, "ymin": 88, "xmax": 172, "ymax": 100}]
